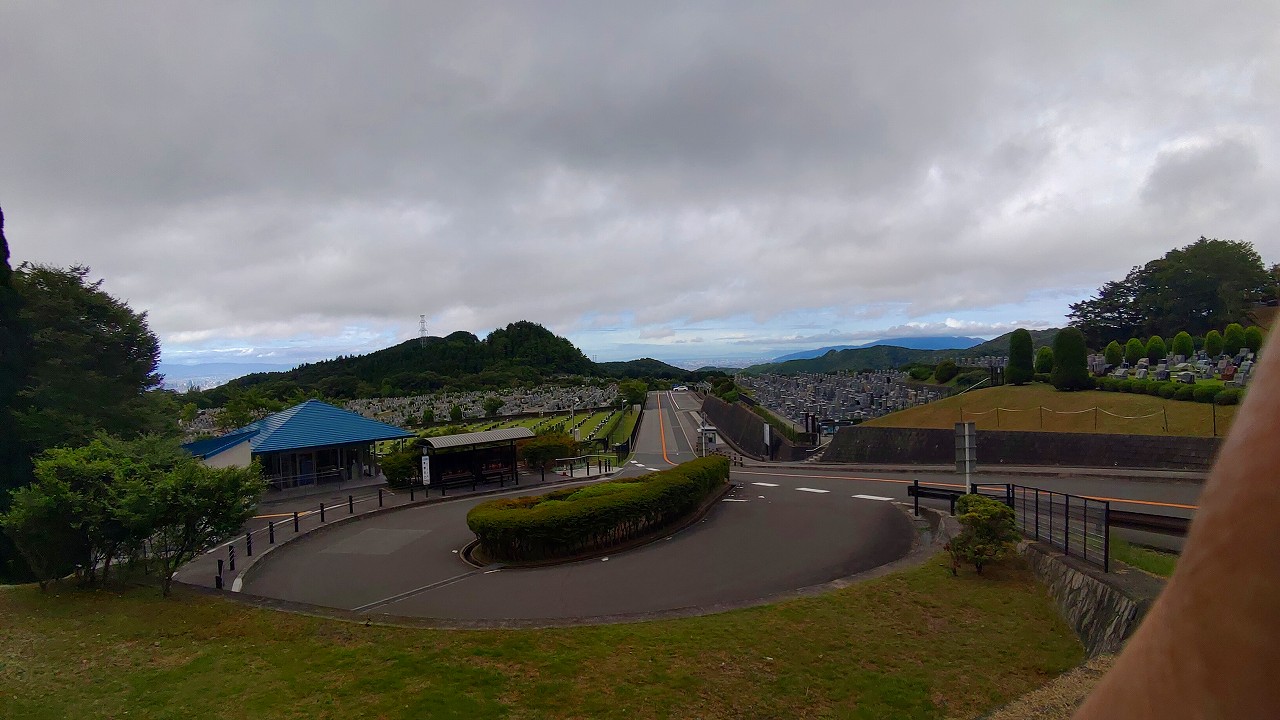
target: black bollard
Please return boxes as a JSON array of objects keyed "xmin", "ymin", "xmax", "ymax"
[
  {"xmin": 410, "ymin": 485, "xmax": 415, "ymax": 501},
  {"xmin": 245, "ymin": 531, "xmax": 253, "ymax": 556},
  {"xmin": 320, "ymin": 503, "xmax": 326, "ymax": 522},
  {"xmin": 378, "ymin": 488, "xmax": 383, "ymax": 507},
  {"xmin": 348, "ymin": 495, "xmax": 354, "ymax": 514},
  {"xmin": 293, "ymin": 511, "xmax": 299, "ymax": 533},
  {"xmin": 228, "ymin": 545, "xmax": 236, "ymax": 572},
  {"xmin": 268, "ymin": 521, "xmax": 275, "ymax": 544},
  {"xmin": 215, "ymin": 575, "xmax": 224, "ymax": 589}
]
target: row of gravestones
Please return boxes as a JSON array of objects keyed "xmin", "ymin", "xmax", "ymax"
[{"xmin": 1089, "ymin": 350, "xmax": 1256, "ymax": 387}]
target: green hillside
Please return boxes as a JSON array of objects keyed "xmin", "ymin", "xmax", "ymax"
[
  {"xmin": 741, "ymin": 329, "xmax": 1062, "ymax": 375},
  {"xmin": 596, "ymin": 357, "xmax": 689, "ymax": 379},
  {"xmin": 195, "ymin": 322, "xmax": 721, "ymax": 407}
]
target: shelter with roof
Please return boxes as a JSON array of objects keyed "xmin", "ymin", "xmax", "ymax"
[
  {"xmin": 420, "ymin": 427, "xmax": 534, "ymax": 489},
  {"xmin": 183, "ymin": 400, "xmax": 414, "ymax": 489}
]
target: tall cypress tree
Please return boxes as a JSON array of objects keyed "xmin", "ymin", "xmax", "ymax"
[{"xmin": 1006, "ymin": 328, "xmax": 1034, "ymax": 385}]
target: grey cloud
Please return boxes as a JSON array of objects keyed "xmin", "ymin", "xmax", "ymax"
[{"xmin": 1, "ymin": 1, "xmax": 1278, "ymax": 356}]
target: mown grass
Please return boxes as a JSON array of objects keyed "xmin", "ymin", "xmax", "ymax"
[
  {"xmin": 1111, "ymin": 538, "xmax": 1178, "ymax": 578},
  {"xmin": 0, "ymin": 554, "xmax": 1081, "ymax": 719},
  {"xmin": 865, "ymin": 383, "xmax": 1238, "ymax": 437}
]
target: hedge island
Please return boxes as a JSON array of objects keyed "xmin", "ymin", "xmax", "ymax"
[{"xmin": 466, "ymin": 455, "xmax": 730, "ymax": 563}]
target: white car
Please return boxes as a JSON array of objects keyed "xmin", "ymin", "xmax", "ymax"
[{"xmin": 673, "ymin": 385, "xmax": 688, "ymax": 391}]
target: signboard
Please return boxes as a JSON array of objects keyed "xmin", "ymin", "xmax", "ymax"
[{"xmin": 421, "ymin": 453, "xmax": 431, "ymax": 486}]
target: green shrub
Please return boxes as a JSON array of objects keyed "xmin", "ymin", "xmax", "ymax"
[
  {"xmin": 466, "ymin": 456, "xmax": 730, "ymax": 562},
  {"xmin": 1118, "ymin": 379, "xmax": 1135, "ymax": 393},
  {"xmin": 1035, "ymin": 346, "xmax": 1054, "ymax": 374},
  {"xmin": 1051, "ymin": 328, "xmax": 1092, "ymax": 391},
  {"xmin": 1171, "ymin": 331, "xmax": 1194, "ymax": 358},
  {"xmin": 954, "ymin": 369, "xmax": 989, "ymax": 389},
  {"xmin": 934, "ymin": 360, "xmax": 959, "ymax": 383},
  {"xmin": 1223, "ymin": 323, "xmax": 1246, "ymax": 356},
  {"xmin": 1174, "ymin": 385, "xmax": 1195, "ymax": 401},
  {"xmin": 1158, "ymin": 384, "xmax": 1177, "ymax": 399},
  {"xmin": 1244, "ymin": 326, "xmax": 1264, "ymax": 354},
  {"xmin": 1033, "ymin": 372, "xmax": 1052, "ymax": 384},
  {"xmin": 947, "ymin": 494, "xmax": 1019, "ymax": 575},
  {"xmin": 908, "ymin": 365, "xmax": 934, "ymax": 381},
  {"xmin": 1213, "ymin": 386, "xmax": 1244, "ymax": 404},
  {"xmin": 519, "ymin": 433, "xmax": 578, "ymax": 470},
  {"xmin": 1214, "ymin": 388, "xmax": 1242, "ymax": 405},
  {"xmin": 1007, "ymin": 329, "xmax": 1034, "ymax": 386},
  {"xmin": 1192, "ymin": 385, "xmax": 1222, "ymax": 404},
  {"xmin": 1104, "ymin": 340, "xmax": 1123, "ymax": 368},
  {"xmin": 1124, "ymin": 338, "xmax": 1145, "ymax": 366},
  {"xmin": 1205, "ymin": 330, "xmax": 1224, "ymax": 358},
  {"xmin": 1146, "ymin": 335, "xmax": 1166, "ymax": 362},
  {"xmin": 380, "ymin": 444, "xmax": 422, "ymax": 488}
]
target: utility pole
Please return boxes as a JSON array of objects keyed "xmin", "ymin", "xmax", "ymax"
[{"xmin": 418, "ymin": 315, "xmax": 427, "ymax": 347}]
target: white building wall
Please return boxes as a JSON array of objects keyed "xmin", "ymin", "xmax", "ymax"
[{"xmin": 203, "ymin": 439, "xmax": 252, "ymax": 469}]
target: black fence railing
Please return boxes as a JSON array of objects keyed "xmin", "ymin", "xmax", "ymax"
[{"xmin": 992, "ymin": 484, "xmax": 1110, "ymax": 573}]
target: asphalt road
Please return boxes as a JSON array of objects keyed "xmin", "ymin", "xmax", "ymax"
[
  {"xmin": 237, "ymin": 390, "xmax": 1205, "ymax": 617},
  {"xmin": 241, "ymin": 391, "xmax": 918, "ymax": 621}
]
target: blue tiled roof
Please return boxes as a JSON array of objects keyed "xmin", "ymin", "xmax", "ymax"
[
  {"xmin": 183, "ymin": 400, "xmax": 413, "ymax": 457},
  {"xmin": 182, "ymin": 429, "xmax": 255, "ymax": 459}
]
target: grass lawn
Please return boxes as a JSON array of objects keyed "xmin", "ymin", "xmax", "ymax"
[
  {"xmin": 609, "ymin": 408, "xmax": 640, "ymax": 447},
  {"xmin": 0, "ymin": 554, "xmax": 1082, "ymax": 719},
  {"xmin": 865, "ymin": 383, "xmax": 1238, "ymax": 437},
  {"xmin": 1111, "ymin": 538, "xmax": 1178, "ymax": 578}
]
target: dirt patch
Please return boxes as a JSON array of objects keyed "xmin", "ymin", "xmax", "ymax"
[{"xmin": 981, "ymin": 654, "xmax": 1113, "ymax": 720}]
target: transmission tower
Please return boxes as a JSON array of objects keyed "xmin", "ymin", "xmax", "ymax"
[{"xmin": 419, "ymin": 315, "xmax": 427, "ymax": 347}]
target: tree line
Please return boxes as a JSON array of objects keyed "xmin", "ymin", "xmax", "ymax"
[{"xmin": 0, "ymin": 206, "xmax": 259, "ymax": 587}]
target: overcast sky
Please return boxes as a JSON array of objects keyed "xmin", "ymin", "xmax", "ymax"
[{"xmin": 2, "ymin": 2, "xmax": 1277, "ymax": 367}]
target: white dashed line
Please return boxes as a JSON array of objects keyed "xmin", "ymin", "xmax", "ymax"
[
  {"xmin": 796, "ymin": 487, "xmax": 830, "ymax": 494},
  {"xmin": 722, "ymin": 498, "xmax": 749, "ymax": 502},
  {"xmin": 752, "ymin": 482, "xmax": 779, "ymax": 487},
  {"xmin": 853, "ymin": 494, "xmax": 894, "ymax": 501}
]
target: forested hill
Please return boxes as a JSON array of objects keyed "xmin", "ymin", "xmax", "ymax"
[
  {"xmin": 200, "ymin": 321, "xmax": 594, "ymax": 404},
  {"xmin": 595, "ymin": 357, "xmax": 689, "ymax": 379},
  {"xmin": 741, "ymin": 329, "xmax": 1061, "ymax": 375},
  {"xmin": 195, "ymin": 321, "xmax": 709, "ymax": 406}
]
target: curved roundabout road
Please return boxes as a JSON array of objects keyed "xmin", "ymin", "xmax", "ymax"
[{"xmin": 241, "ymin": 392, "xmax": 919, "ymax": 623}]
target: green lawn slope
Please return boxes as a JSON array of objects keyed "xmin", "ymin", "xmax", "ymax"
[
  {"xmin": 864, "ymin": 383, "xmax": 1238, "ymax": 437},
  {"xmin": 1, "ymin": 555, "xmax": 1081, "ymax": 719}
]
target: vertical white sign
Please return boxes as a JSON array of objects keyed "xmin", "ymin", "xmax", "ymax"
[{"xmin": 421, "ymin": 454, "xmax": 431, "ymax": 486}]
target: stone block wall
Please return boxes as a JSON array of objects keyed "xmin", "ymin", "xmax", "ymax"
[{"xmin": 1022, "ymin": 543, "xmax": 1165, "ymax": 656}]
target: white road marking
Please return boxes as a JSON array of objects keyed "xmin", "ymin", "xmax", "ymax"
[
  {"xmin": 796, "ymin": 487, "xmax": 830, "ymax": 494},
  {"xmin": 853, "ymin": 494, "xmax": 894, "ymax": 501},
  {"xmin": 722, "ymin": 498, "xmax": 749, "ymax": 502},
  {"xmin": 752, "ymin": 482, "xmax": 779, "ymax": 487}
]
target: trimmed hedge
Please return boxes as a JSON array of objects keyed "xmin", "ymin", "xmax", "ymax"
[
  {"xmin": 466, "ymin": 455, "xmax": 730, "ymax": 562},
  {"xmin": 1192, "ymin": 385, "xmax": 1222, "ymax": 404},
  {"xmin": 1215, "ymin": 388, "xmax": 1243, "ymax": 405}
]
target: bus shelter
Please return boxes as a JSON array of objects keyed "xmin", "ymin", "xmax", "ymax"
[{"xmin": 420, "ymin": 427, "xmax": 534, "ymax": 491}]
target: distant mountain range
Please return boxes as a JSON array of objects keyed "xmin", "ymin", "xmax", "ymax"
[
  {"xmin": 742, "ymin": 329, "xmax": 1059, "ymax": 375},
  {"xmin": 771, "ymin": 336, "xmax": 986, "ymax": 362}
]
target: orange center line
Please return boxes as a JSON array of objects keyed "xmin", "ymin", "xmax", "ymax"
[
  {"xmin": 731, "ymin": 470, "xmax": 1199, "ymax": 511},
  {"xmin": 656, "ymin": 392, "xmax": 675, "ymax": 466}
]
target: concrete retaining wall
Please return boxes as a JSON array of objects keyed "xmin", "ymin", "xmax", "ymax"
[
  {"xmin": 1021, "ymin": 543, "xmax": 1165, "ymax": 656},
  {"xmin": 701, "ymin": 396, "xmax": 814, "ymax": 461},
  {"xmin": 821, "ymin": 426, "xmax": 1221, "ymax": 470}
]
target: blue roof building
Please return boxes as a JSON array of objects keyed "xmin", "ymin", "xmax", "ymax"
[{"xmin": 183, "ymin": 399, "xmax": 414, "ymax": 489}]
